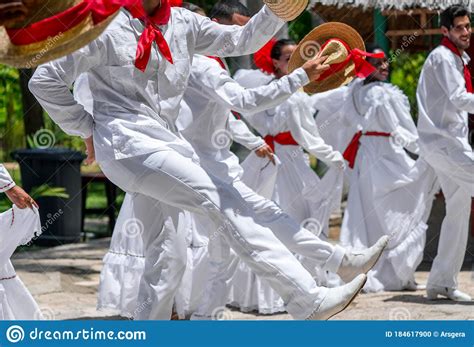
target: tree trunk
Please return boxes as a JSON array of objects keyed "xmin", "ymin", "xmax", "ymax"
[{"xmin": 19, "ymin": 69, "xmax": 44, "ymax": 144}]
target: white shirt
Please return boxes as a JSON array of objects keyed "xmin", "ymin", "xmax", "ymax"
[
  {"xmin": 0, "ymin": 165, "xmax": 15, "ymax": 193},
  {"xmin": 417, "ymin": 45, "xmax": 474, "ymax": 156},
  {"xmin": 29, "ymin": 6, "xmax": 285, "ymax": 162},
  {"xmin": 179, "ymin": 55, "xmax": 309, "ymax": 182},
  {"xmin": 312, "ymin": 79, "xmax": 420, "ymax": 155}
]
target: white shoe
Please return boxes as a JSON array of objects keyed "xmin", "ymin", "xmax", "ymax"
[
  {"xmin": 337, "ymin": 236, "xmax": 389, "ymax": 283},
  {"xmin": 426, "ymin": 286, "xmax": 472, "ymax": 302},
  {"xmin": 306, "ymin": 274, "xmax": 367, "ymax": 320},
  {"xmin": 403, "ymin": 281, "xmax": 426, "ymax": 291}
]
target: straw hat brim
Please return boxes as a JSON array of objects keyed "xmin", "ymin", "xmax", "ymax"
[
  {"xmin": 264, "ymin": 0, "xmax": 308, "ymax": 21},
  {"xmin": 288, "ymin": 22, "xmax": 365, "ymax": 94},
  {"xmin": 0, "ymin": 11, "xmax": 118, "ymax": 68}
]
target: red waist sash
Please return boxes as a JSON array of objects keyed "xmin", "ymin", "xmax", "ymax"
[
  {"xmin": 264, "ymin": 132, "xmax": 298, "ymax": 152},
  {"xmin": 343, "ymin": 131, "xmax": 391, "ymax": 168}
]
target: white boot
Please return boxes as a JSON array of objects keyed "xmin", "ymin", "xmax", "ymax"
[
  {"xmin": 306, "ymin": 274, "xmax": 367, "ymax": 320},
  {"xmin": 337, "ymin": 236, "xmax": 389, "ymax": 283},
  {"xmin": 426, "ymin": 286, "xmax": 472, "ymax": 302}
]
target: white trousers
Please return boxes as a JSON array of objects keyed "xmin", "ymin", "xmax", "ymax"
[
  {"xmin": 100, "ymin": 150, "xmax": 328, "ymax": 319},
  {"xmin": 193, "ymin": 179, "xmax": 345, "ymax": 318},
  {"xmin": 423, "ymin": 148, "xmax": 473, "ymax": 289}
]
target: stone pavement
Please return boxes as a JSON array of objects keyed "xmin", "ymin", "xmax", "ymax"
[{"xmin": 11, "ymin": 238, "xmax": 474, "ymax": 321}]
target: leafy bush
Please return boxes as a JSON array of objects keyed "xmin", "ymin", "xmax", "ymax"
[
  {"xmin": 390, "ymin": 52, "xmax": 428, "ymax": 121},
  {"xmin": 0, "ymin": 65, "xmax": 25, "ymax": 161}
]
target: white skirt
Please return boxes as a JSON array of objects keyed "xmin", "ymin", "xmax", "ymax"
[
  {"xmin": 341, "ymin": 138, "xmax": 439, "ymax": 292},
  {"xmin": 227, "ymin": 145, "xmax": 343, "ymax": 314},
  {"xmin": 0, "ymin": 205, "xmax": 43, "ymax": 320}
]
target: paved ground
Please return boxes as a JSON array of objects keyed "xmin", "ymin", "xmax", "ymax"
[{"xmin": 11, "ymin": 237, "xmax": 474, "ymax": 321}]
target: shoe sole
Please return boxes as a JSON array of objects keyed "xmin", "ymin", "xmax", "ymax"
[{"xmin": 326, "ymin": 275, "xmax": 368, "ymax": 320}]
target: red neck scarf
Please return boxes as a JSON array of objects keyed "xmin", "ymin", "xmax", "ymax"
[
  {"xmin": 316, "ymin": 39, "xmax": 385, "ymax": 82},
  {"xmin": 441, "ymin": 37, "xmax": 473, "ymax": 93},
  {"xmin": 132, "ymin": 0, "xmax": 174, "ymax": 72}
]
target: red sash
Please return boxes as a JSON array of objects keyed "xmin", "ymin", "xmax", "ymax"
[
  {"xmin": 264, "ymin": 132, "xmax": 298, "ymax": 152},
  {"xmin": 343, "ymin": 131, "xmax": 391, "ymax": 168},
  {"xmin": 316, "ymin": 39, "xmax": 385, "ymax": 82},
  {"xmin": 441, "ymin": 37, "xmax": 473, "ymax": 93}
]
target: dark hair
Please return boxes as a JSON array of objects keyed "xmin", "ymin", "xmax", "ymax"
[
  {"xmin": 270, "ymin": 39, "xmax": 296, "ymax": 60},
  {"xmin": 209, "ymin": 0, "xmax": 251, "ymax": 21},
  {"xmin": 182, "ymin": 2, "xmax": 205, "ymax": 15},
  {"xmin": 365, "ymin": 42, "xmax": 383, "ymax": 54},
  {"xmin": 440, "ymin": 5, "xmax": 470, "ymax": 29}
]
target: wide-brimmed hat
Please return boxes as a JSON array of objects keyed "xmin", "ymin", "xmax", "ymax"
[
  {"xmin": 288, "ymin": 22, "xmax": 370, "ymax": 94},
  {"xmin": 0, "ymin": 0, "xmax": 123, "ymax": 68},
  {"xmin": 264, "ymin": 0, "xmax": 308, "ymax": 21}
]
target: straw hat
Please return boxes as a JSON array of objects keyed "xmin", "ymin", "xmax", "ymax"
[
  {"xmin": 288, "ymin": 22, "xmax": 365, "ymax": 94},
  {"xmin": 263, "ymin": 0, "xmax": 308, "ymax": 21},
  {"xmin": 0, "ymin": 0, "xmax": 120, "ymax": 68}
]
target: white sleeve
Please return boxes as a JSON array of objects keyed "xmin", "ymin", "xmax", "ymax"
[
  {"xmin": 0, "ymin": 164, "xmax": 15, "ymax": 193},
  {"xmin": 434, "ymin": 57, "xmax": 474, "ymax": 113},
  {"xmin": 193, "ymin": 5, "xmax": 285, "ymax": 57},
  {"xmin": 228, "ymin": 114, "xmax": 265, "ymax": 151},
  {"xmin": 28, "ymin": 39, "xmax": 105, "ymax": 139},
  {"xmin": 188, "ymin": 62, "xmax": 309, "ymax": 115},
  {"xmin": 284, "ymin": 96, "xmax": 344, "ymax": 166},
  {"xmin": 388, "ymin": 88, "xmax": 420, "ymax": 154}
]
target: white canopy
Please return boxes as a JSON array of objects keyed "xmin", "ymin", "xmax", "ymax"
[{"xmin": 309, "ymin": 0, "xmax": 474, "ymax": 11}]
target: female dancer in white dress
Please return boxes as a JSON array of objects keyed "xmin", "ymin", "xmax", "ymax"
[
  {"xmin": 228, "ymin": 40, "xmax": 346, "ymax": 314},
  {"xmin": 313, "ymin": 44, "xmax": 439, "ymax": 292}
]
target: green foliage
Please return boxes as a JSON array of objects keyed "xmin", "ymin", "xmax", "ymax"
[
  {"xmin": 0, "ymin": 65, "xmax": 25, "ymax": 161},
  {"xmin": 288, "ymin": 11, "xmax": 313, "ymax": 42},
  {"xmin": 390, "ymin": 52, "xmax": 428, "ymax": 121},
  {"xmin": 30, "ymin": 184, "xmax": 70, "ymax": 200}
]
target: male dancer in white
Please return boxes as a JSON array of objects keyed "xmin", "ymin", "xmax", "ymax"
[
  {"xmin": 91, "ymin": 1, "xmax": 386, "ymax": 319},
  {"xmin": 30, "ymin": 0, "xmax": 372, "ymax": 320},
  {"xmin": 417, "ymin": 4, "xmax": 474, "ymax": 301}
]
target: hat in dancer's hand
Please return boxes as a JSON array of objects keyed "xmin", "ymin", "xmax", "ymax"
[
  {"xmin": 288, "ymin": 22, "xmax": 384, "ymax": 94},
  {"xmin": 0, "ymin": 0, "xmax": 130, "ymax": 68},
  {"xmin": 263, "ymin": 0, "xmax": 308, "ymax": 21}
]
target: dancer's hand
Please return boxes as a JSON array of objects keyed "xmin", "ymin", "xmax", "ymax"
[
  {"xmin": 5, "ymin": 186, "xmax": 38, "ymax": 210},
  {"xmin": 84, "ymin": 136, "xmax": 95, "ymax": 165},
  {"xmin": 302, "ymin": 55, "xmax": 330, "ymax": 82},
  {"xmin": 255, "ymin": 144, "xmax": 275, "ymax": 165},
  {"xmin": 0, "ymin": 1, "xmax": 27, "ymax": 27}
]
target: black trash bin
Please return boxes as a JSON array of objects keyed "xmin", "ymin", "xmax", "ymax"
[{"xmin": 12, "ymin": 148, "xmax": 86, "ymax": 247}]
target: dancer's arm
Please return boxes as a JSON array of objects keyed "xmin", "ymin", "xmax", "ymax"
[
  {"xmin": 0, "ymin": 164, "xmax": 37, "ymax": 209},
  {"xmin": 228, "ymin": 115, "xmax": 275, "ymax": 163},
  {"xmin": 386, "ymin": 86, "xmax": 420, "ymax": 154},
  {"xmin": 187, "ymin": 57, "xmax": 329, "ymax": 116},
  {"xmin": 285, "ymin": 94, "xmax": 346, "ymax": 169},
  {"xmin": 28, "ymin": 39, "xmax": 105, "ymax": 139},
  {"xmin": 0, "ymin": 164, "xmax": 15, "ymax": 193},
  {"xmin": 434, "ymin": 55, "xmax": 474, "ymax": 113},
  {"xmin": 192, "ymin": 5, "xmax": 285, "ymax": 57},
  {"xmin": 228, "ymin": 115, "xmax": 265, "ymax": 151}
]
